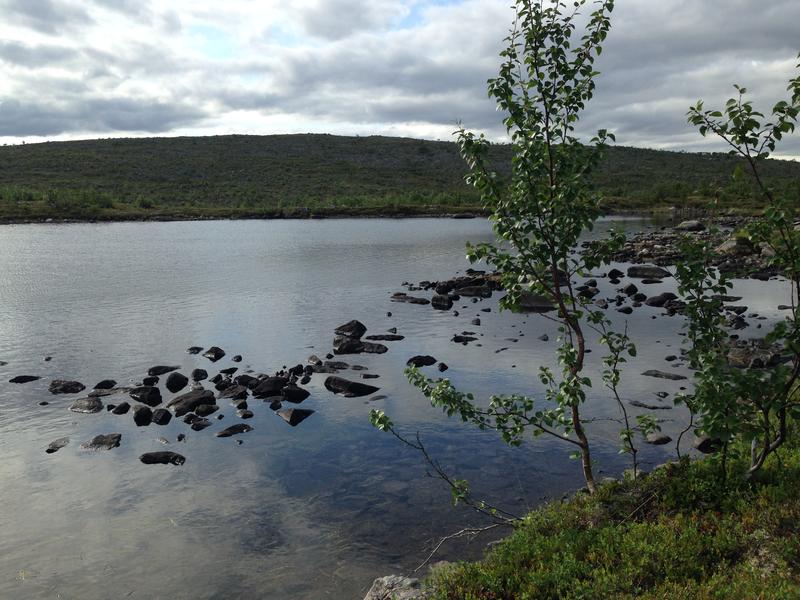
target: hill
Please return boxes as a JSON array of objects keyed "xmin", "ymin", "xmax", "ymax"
[{"xmin": 0, "ymin": 134, "xmax": 798, "ymax": 221}]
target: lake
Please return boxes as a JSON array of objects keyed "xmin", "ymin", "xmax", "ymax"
[{"xmin": 0, "ymin": 217, "xmax": 790, "ymax": 599}]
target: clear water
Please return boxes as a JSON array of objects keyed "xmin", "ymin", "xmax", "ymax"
[{"xmin": 0, "ymin": 217, "xmax": 790, "ymax": 599}]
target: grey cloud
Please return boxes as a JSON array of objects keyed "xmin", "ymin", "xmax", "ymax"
[
  {"xmin": 297, "ymin": 0, "xmax": 407, "ymax": 40},
  {"xmin": 0, "ymin": 41, "xmax": 79, "ymax": 67},
  {"xmin": 0, "ymin": 0, "xmax": 93, "ymax": 34}
]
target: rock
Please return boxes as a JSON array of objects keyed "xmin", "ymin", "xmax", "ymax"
[
  {"xmin": 234, "ymin": 374, "xmax": 259, "ymax": 388},
  {"xmin": 111, "ymin": 401, "xmax": 131, "ymax": 415},
  {"xmin": 457, "ymin": 285, "xmax": 492, "ymax": 298},
  {"xmin": 148, "ymin": 365, "xmax": 179, "ymax": 376},
  {"xmin": 194, "ymin": 404, "xmax": 219, "ymax": 417},
  {"xmin": 89, "ymin": 387, "xmax": 129, "ymax": 398},
  {"xmin": 362, "ymin": 342, "xmax": 389, "ymax": 354},
  {"xmin": 219, "ymin": 367, "xmax": 238, "ymax": 375},
  {"xmin": 333, "ymin": 335, "xmax": 365, "ymax": 354},
  {"xmin": 277, "ymin": 408, "xmax": 315, "ymax": 426},
  {"xmin": 325, "ymin": 360, "xmax": 350, "ymax": 370},
  {"xmin": 202, "ymin": 346, "xmax": 226, "ymax": 362},
  {"xmin": 216, "ymin": 424, "xmax": 253, "ymax": 437},
  {"xmin": 165, "ymin": 372, "xmax": 189, "ymax": 393},
  {"xmin": 233, "ymin": 399, "xmax": 248, "ymax": 410},
  {"xmin": 142, "ymin": 376, "xmax": 159, "ymax": 386},
  {"xmin": 716, "ymin": 236, "xmax": 754, "ymax": 256},
  {"xmin": 215, "ymin": 379, "xmax": 233, "ymax": 392},
  {"xmin": 191, "ymin": 368, "xmax": 208, "ymax": 381},
  {"xmin": 437, "ymin": 362, "xmax": 449, "ymax": 372},
  {"xmin": 471, "ymin": 318, "xmax": 481, "ymax": 326},
  {"xmin": 187, "ymin": 346, "xmax": 203, "ymax": 354},
  {"xmin": 641, "ymin": 278, "xmax": 663, "ymax": 285},
  {"xmin": 431, "ymin": 295, "xmax": 453, "ymax": 310},
  {"xmin": 335, "ymin": 320, "xmax": 367, "ymax": 339},
  {"xmin": 538, "ymin": 334, "xmax": 549, "ymax": 342},
  {"xmin": 727, "ymin": 345, "xmax": 782, "ymax": 369},
  {"xmin": 209, "ymin": 373, "xmax": 223, "ymax": 384},
  {"xmin": 69, "ymin": 397, "xmax": 103, "ymax": 413},
  {"xmin": 152, "ymin": 408, "xmax": 172, "ymax": 425},
  {"xmin": 236, "ymin": 409, "xmax": 254, "ymax": 419},
  {"xmin": 517, "ymin": 291, "xmax": 556, "ymax": 313},
  {"xmin": 139, "ymin": 451, "xmax": 186, "ymax": 465},
  {"xmin": 252, "ymin": 377, "xmax": 289, "ymax": 399},
  {"xmin": 133, "ymin": 405, "xmax": 153, "ymax": 426},
  {"xmin": 363, "ymin": 575, "xmax": 426, "ymax": 600},
  {"xmin": 645, "ymin": 433, "xmax": 673, "ymax": 445},
  {"xmin": 391, "ymin": 292, "xmax": 430, "ymax": 305},
  {"xmin": 642, "ymin": 370, "xmax": 687, "ymax": 381},
  {"xmin": 129, "ymin": 386, "xmax": 162, "ymax": 407},
  {"xmin": 80, "ymin": 433, "xmax": 122, "ymax": 451},
  {"xmin": 675, "ymin": 220, "xmax": 705, "ymax": 232},
  {"xmin": 622, "ymin": 283, "xmax": 638, "ymax": 296},
  {"xmin": 217, "ymin": 384, "xmax": 249, "ymax": 400},
  {"xmin": 693, "ymin": 435, "xmax": 722, "ymax": 454},
  {"xmin": 93, "ymin": 379, "xmax": 117, "ymax": 390},
  {"xmin": 232, "ymin": 355, "xmax": 242, "ymax": 362},
  {"xmin": 307, "ymin": 354, "xmax": 323, "ymax": 366},
  {"xmin": 190, "ymin": 418, "xmax": 212, "ymax": 431},
  {"xmin": 645, "ymin": 292, "xmax": 678, "ymax": 308},
  {"xmin": 596, "ymin": 299, "xmax": 609, "ymax": 309},
  {"xmin": 365, "ymin": 334, "xmax": 405, "ymax": 341},
  {"xmin": 167, "ymin": 389, "xmax": 216, "ymax": 416},
  {"xmin": 665, "ymin": 355, "xmax": 677, "ymax": 361},
  {"xmin": 627, "ymin": 265, "xmax": 670, "ymax": 279},
  {"xmin": 406, "ymin": 355, "xmax": 437, "ymax": 368},
  {"xmin": 9, "ymin": 375, "xmax": 40, "ymax": 384},
  {"xmin": 48, "ymin": 380, "xmax": 86, "ymax": 394},
  {"xmin": 45, "ymin": 437, "xmax": 70, "ymax": 454},
  {"xmin": 725, "ymin": 305, "xmax": 748, "ymax": 315},
  {"xmin": 452, "ymin": 335, "xmax": 477, "ymax": 344},
  {"xmin": 324, "ymin": 376, "xmax": 380, "ymax": 397},
  {"xmin": 617, "ymin": 306, "xmax": 633, "ymax": 315},
  {"xmin": 629, "ymin": 400, "xmax": 672, "ymax": 410},
  {"xmin": 362, "ymin": 373, "xmax": 380, "ymax": 379},
  {"xmin": 177, "ymin": 434, "xmax": 186, "ymax": 442},
  {"xmin": 632, "ymin": 292, "xmax": 647, "ymax": 302},
  {"xmin": 282, "ymin": 385, "xmax": 310, "ymax": 403}
]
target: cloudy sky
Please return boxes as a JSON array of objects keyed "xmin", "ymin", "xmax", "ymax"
[{"xmin": 0, "ymin": 0, "xmax": 798, "ymax": 157}]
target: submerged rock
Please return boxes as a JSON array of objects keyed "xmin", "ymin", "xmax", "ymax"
[
  {"xmin": 406, "ymin": 355, "xmax": 437, "ymax": 368},
  {"xmin": 45, "ymin": 437, "xmax": 70, "ymax": 454},
  {"xmin": 277, "ymin": 408, "xmax": 315, "ymax": 427},
  {"xmin": 93, "ymin": 379, "xmax": 117, "ymax": 390},
  {"xmin": 48, "ymin": 380, "xmax": 86, "ymax": 394},
  {"xmin": 147, "ymin": 365, "xmax": 179, "ymax": 376},
  {"xmin": 431, "ymin": 294, "xmax": 454, "ymax": 310},
  {"xmin": 139, "ymin": 451, "xmax": 186, "ymax": 465},
  {"xmin": 80, "ymin": 433, "xmax": 122, "ymax": 451},
  {"xmin": 365, "ymin": 334, "xmax": 405, "ymax": 341},
  {"xmin": 642, "ymin": 369, "xmax": 687, "ymax": 381},
  {"xmin": 69, "ymin": 397, "xmax": 103, "ymax": 414},
  {"xmin": 216, "ymin": 424, "xmax": 253, "ymax": 437},
  {"xmin": 167, "ymin": 389, "xmax": 216, "ymax": 416},
  {"xmin": 9, "ymin": 375, "xmax": 40, "ymax": 384},
  {"xmin": 129, "ymin": 386, "xmax": 162, "ymax": 407},
  {"xmin": 627, "ymin": 265, "xmax": 671, "ymax": 279},
  {"xmin": 334, "ymin": 320, "xmax": 367, "ymax": 339},
  {"xmin": 324, "ymin": 376, "xmax": 380, "ymax": 398}
]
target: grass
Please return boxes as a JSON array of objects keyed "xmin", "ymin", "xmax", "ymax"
[
  {"xmin": 1, "ymin": 134, "xmax": 799, "ymax": 221},
  {"xmin": 425, "ymin": 435, "xmax": 800, "ymax": 599}
]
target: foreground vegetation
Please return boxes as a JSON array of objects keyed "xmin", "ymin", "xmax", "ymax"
[
  {"xmin": 426, "ymin": 434, "xmax": 800, "ymax": 599},
  {"xmin": 1, "ymin": 135, "xmax": 799, "ymax": 221}
]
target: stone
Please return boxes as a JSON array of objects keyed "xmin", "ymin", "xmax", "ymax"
[
  {"xmin": 232, "ymin": 355, "xmax": 242, "ymax": 362},
  {"xmin": 252, "ymin": 377, "xmax": 289, "ymax": 399},
  {"xmin": 365, "ymin": 334, "xmax": 405, "ymax": 341},
  {"xmin": 716, "ymin": 236, "xmax": 755, "ymax": 256},
  {"xmin": 334, "ymin": 320, "xmax": 367, "ymax": 339},
  {"xmin": 538, "ymin": 334, "xmax": 549, "ymax": 342},
  {"xmin": 324, "ymin": 376, "xmax": 380, "ymax": 397},
  {"xmin": 187, "ymin": 346, "xmax": 203, "ymax": 354},
  {"xmin": 194, "ymin": 404, "xmax": 219, "ymax": 417},
  {"xmin": 147, "ymin": 365, "xmax": 179, "ymax": 376},
  {"xmin": 190, "ymin": 418, "xmax": 212, "ymax": 431},
  {"xmin": 693, "ymin": 435, "xmax": 722, "ymax": 454},
  {"xmin": 645, "ymin": 433, "xmax": 673, "ymax": 445},
  {"xmin": 727, "ymin": 345, "xmax": 782, "ymax": 369},
  {"xmin": 277, "ymin": 408, "xmax": 315, "ymax": 427},
  {"xmin": 139, "ymin": 451, "xmax": 185, "ymax": 465},
  {"xmin": 406, "ymin": 355, "xmax": 437, "ymax": 368},
  {"xmin": 471, "ymin": 318, "xmax": 481, "ymax": 326},
  {"xmin": 431, "ymin": 295, "xmax": 453, "ymax": 310},
  {"xmin": 129, "ymin": 386, "xmax": 162, "ymax": 407},
  {"xmin": 9, "ymin": 375, "xmax": 40, "ymax": 384},
  {"xmin": 191, "ymin": 368, "xmax": 208, "ymax": 381},
  {"xmin": 167, "ymin": 389, "xmax": 216, "ymax": 416},
  {"xmin": 133, "ymin": 405, "xmax": 153, "ymax": 426},
  {"xmin": 608, "ymin": 268, "xmax": 624, "ymax": 279},
  {"xmin": 622, "ymin": 283, "xmax": 638, "ymax": 296},
  {"xmin": 642, "ymin": 370, "xmax": 687, "ymax": 380},
  {"xmin": 217, "ymin": 384, "xmax": 249, "ymax": 400},
  {"xmin": 236, "ymin": 409, "xmax": 254, "ymax": 419},
  {"xmin": 152, "ymin": 408, "xmax": 172, "ymax": 425},
  {"xmin": 457, "ymin": 285, "xmax": 492, "ymax": 298},
  {"xmin": 202, "ymin": 346, "xmax": 226, "ymax": 362},
  {"xmin": 333, "ymin": 335, "xmax": 365, "ymax": 354},
  {"xmin": 362, "ymin": 342, "xmax": 389, "ymax": 354},
  {"xmin": 517, "ymin": 291, "xmax": 556, "ymax": 313},
  {"xmin": 80, "ymin": 433, "xmax": 122, "ymax": 451},
  {"xmin": 363, "ymin": 575, "xmax": 426, "ymax": 600},
  {"xmin": 627, "ymin": 265, "xmax": 670, "ymax": 279},
  {"xmin": 645, "ymin": 292, "xmax": 678, "ymax": 308},
  {"xmin": 111, "ymin": 401, "xmax": 131, "ymax": 415},
  {"xmin": 93, "ymin": 379, "xmax": 117, "ymax": 390},
  {"xmin": 45, "ymin": 437, "xmax": 70, "ymax": 454},
  {"xmin": 165, "ymin": 372, "xmax": 189, "ymax": 393},
  {"xmin": 216, "ymin": 424, "xmax": 253, "ymax": 437},
  {"xmin": 617, "ymin": 306, "xmax": 633, "ymax": 315},
  {"xmin": 219, "ymin": 367, "xmax": 238, "ymax": 375},
  {"xmin": 234, "ymin": 374, "xmax": 259, "ymax": 388},
  {"xmin": 69, "ymin": 397, "xmax": 103, "ymax": 413},
  {"xmin": 629, "ymin": 400, "xmax": 672, "ymax": 410},
  {"xmin": 674, "ymin": 220, "xmax": 705, "ymax": 232},
  {"xmin": 142, "ymin": 376, "xmax": 159, "ymax": 386},
  {"xmin": 437, "ymin": 362, "xmax": 449, "ymax": 372},
  {"xmin": 49, "ymin": 380, "xmax": 86, "ymax": 394},
  {"xmin": 282, "ymin": 385, "xmax": 310, "ymax": 403}
]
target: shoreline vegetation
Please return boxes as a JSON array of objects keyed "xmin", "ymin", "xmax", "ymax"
[{"xmin": 1, "ymin": 133, "xmax": 799, "ymax": 224}]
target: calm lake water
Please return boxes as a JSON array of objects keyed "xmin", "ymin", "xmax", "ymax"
[{"xmin": 0, "ymin": 217, "xmax": 791, "ymax": 599}]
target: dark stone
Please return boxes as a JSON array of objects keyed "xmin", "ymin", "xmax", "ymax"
[
  {"xmin": 307, "ymin": 354, "xmax": 323, "ymax": 366},
  {"xmin": 93, "ymin": 379, "xmax": 117, "ymax": 390},
  {"xmin": 641, "ymin": 279, "xmax": 663, "ymax": 285},
  {"xmin": 111, "ymin": 401, "xmax": 131, "ymax": 415},
  {"xmin": 457, "ymin": 285, "xmax": 492, "ymax": 298},
  {"xmin": 517, "ymin": 292, "xmax": 555, "ymax": 313},
  {"xmin": 632, "ymin": 293, "xmax": 647, "ymax": 302},
  {"xmin": 215, "ymin": 379, "xmax": 233, "ymax": 392},
  {"xmin": 237, "ymin": 409, "xmax": 254, "ymax": 419},
  {"xmin": 209, "ymin": 373, "xmax": 223, "ymax": 384},
  {"xmin": 333, "ymin": 335, "xmax": 365, "ymax": 354},
  {"xmin": 693, "ymin": 435, "xmax": 722, "ymax": 454},
  {"xmin": 202, "ymin": 346, "xmax": 226, "ymax": 362},
  {"xmin": 152, "ymin": 408, "xmax": 172, "ymax": 425},
  {"xmin": 191, "ymin": 368, "xmax": 208, "ymax": 381},
  {"xmin": 365, "ymin": 334, "xmax": 405, "ymax": 341},
  {"xmin": 190, "ymin": 418, "xmax": 212, "ymax": 431},
  {"xmin": 217, "ymin": 384, "xmax": 248, "ymax": 400},
  {"xmin": 645, "ymin": 433, "xmax": 673, "ymax": 445},
  {"xmin": 166, "ymin": 372, "xmax": 189, "ymax": 393},
  {"xmin": 608, "ymin": 268, "xmax": 624, "ymax": 279},
  {"xmin": 390, "ymin": 292, "xmax": 430, "ymax": 305},
  {"xmin": 252, "ymin": 376, "xmax": 290, "ymax": 398},
  {"xmin": 324, "ymin": 376, "xmax": 380, "ymax": 397},
  {"xmin": 234, "ymin": 374, "xmax": 259, "ymax": 388},
  {"xmin": 627, "ymin": 265, "xmax": 671, "ymax": 279},
  {"xmin": 277, "ymin": 408, "xmax": 315, "ymax": 427},
  {"xmin": 80, "ymin": 433, "xmax": 122, "ymax": 450},
  {"xmin": 675, "ymin": 219, "xmax": 705, "ymax": 232},
  {"xmin": 139, "ymin": 451, "xmax": 185, "ymax": 465},
  {"xmin": 49, "ymin": 380, "xmax": 86, "ymax": 394},
  {"xmin": 622, "ymin": 283, "xmax": 638, "ymax": 296},
  {"xmin": 438, "ymin": 362, "xmax": 449, "ymax": 372},
  {"xmin": 219, "ymin": 367, "xmax": 238, "ymax": 375},
  {"xmin": 616, "ymin": 306, "xmax": 633, "ymax": 315},
  {"xmin": 167, "ymin": 389, "xmax": 216, "ymax": 416},
  {"xmin": 216, "ymin": 424, "xmax": 253, "ymax": 437},
  {"xmin": 45, "ymin": 437, "xmax": 70, "ymax": 454},
  {"xmin": 431, "ymin": 294, "xmax": 453, "ymax": 310},
  {"xmin": 282, "ymin": 385, "xmax": 310, "ymax": 403},
  {"xmin": 9, "ymin": 375, "xmax": 40, "ymax": 384},
  {"xmin": 177, "ymin": 434, "xmax": 186, "ymax": 442},
  {"xmin": 471, "ymin": 318, "xmax": 481, "ymax": 326},
  {"xmin": 334, "ymin": 320, "xmax": 367, "ymax": 339},
  {"xmin": 452, "ymin": 335, "xmax": 477, "ymax": 344},
  {"xmin": 406, "ymin": 355, "xmax": 437, "ymax": 368},
  {"xmin": 148, "ymin": 365, "xmax": 179, "ymax": 376},
  {"xmin": 194, "ymin": 404, "xmax": 219, "ymax": 417},
  {"xmin": 629, "ymin": 400, "xmax": 672, "ymax": 410},
  {"xmin": 232, "ymin": 355, "xmax": 242, "ymax": 362},
  {"xmin": 362, "ymin": 373, "xmax": 380, "ymax": 379},
  {"xmin": 233, "ymin": 399, "xmax": 248, "ymax": 410},
  {"xmin": 187, "ymin": 346, "xmax": 203, "ymax": 354},
  {"xmin": 142, "ymin": 376, "xmax": 159, "ymax": 386},
  {"xmin": 642, "ymin": 369, "xmax": 687, "ymax": 381},
  {"xmin": 129, "ymin": 386, "xmax": 162, "ymax": 407},
  {"xmin": 133, "ymin": 405, "xmax": 153, "ymax": 426},
  {"xmin": 325, "ymin": 360, "xmax": 349, "ymax": 370},
  {"xmin": 645, "ymin": 292, "xmax": 678, "ymax": 307},
  {"xmin": 363, "ymin": 342, "xmax": 388, "ymax": 354},
  {"xmin": 69, "ymin": 397, "xmax": 103, "ymax": 413},
  {"xmin": 538, "ymin": 334, "xmax": 549, "ymax": 342},
  {"xmin": 665, "ymin": 355, "xmax": 677, "ymax": 361}
]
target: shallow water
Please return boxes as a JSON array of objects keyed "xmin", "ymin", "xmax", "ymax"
[{"xmin": 0, "ymin": 217, "xmax": 791, "ymax": 599}]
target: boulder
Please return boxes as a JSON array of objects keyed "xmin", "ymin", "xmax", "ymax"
[
  {"xmin": 93, "ymin": 379, "xmax": 117, "ymax": 390},
  {"xmin": 167, "ymin": 389, "xmax": 216, "ymax": 416},
  {"xmin": 363, "ymin": 575, "xmax": 426, "ymax": 600},
  {"xmin": 324, "ymin": 376, "xmax": 380, "ymax": 397},
  {"xmin": 9, "ymin": 375, "xmax": 40, "ymax": 384},
  {"xmin": 277, "ymin": 408, "xmax": 315, "ymax": 427},
  {"xmin": 674, "ymin": 220, "xmax": 705, "ymax": 232},
  {"xmin": 232, "ymin": 355, "xmax": 242, "ymax": 362},
  {"xmin": 431, "ymin": 295, "xmax": 453, "ymax": 310},
  {"xmin": 693, "ymin": 435, "xmax": 722, "ymax": 454},
  {"xmin": 166, "ymin": 372, "xmax": 189, "ymax": 393},
  {"xmin": 194, "ymin": 404, "xmax": 219, "ymax": 417},
  {"xmin": 645, "ymin": 292, "xmax": 679, "ymax": 308},
  {"xmin": 216, "ymin": 424, "xmax": 253, "ymax": 437},
  {"xmin": 190, "ymin": 418, "xmax": 212, "ymax": 431},
  {"xmin": 627, "ymin": 265, "xmax": 671, "ymax": 279},
  {"xmin": 365, "ymin": 334, "xmax": 405, "ymax": 341},
  {"xmin": 645, "ymin": 433, "xmax": 673, "ymax": 445},
  {"xmin": 236, "ymin": 409, "xmax": 254, "ymax": 419},
  {"xmin": 362, "ymin": 342, "xmax": 389, "ymax": 354},
  {"xmin": 45, "ymin": 437, "xmax": 70, "ymax": 454},
  {"xmin": 219, "ymin": 367, "xmax": 238, "ymax": 375},
  {"xmin": 80, "ymin": 433, "xmax": 122, "ymax": 451},
  {"xmin": 333, "ymin": 335, "xmax": 365, "ymax": 354},
  {"xmin": 142, "ymin": 376, "xmax": 159, "ymax": 386},
  {"xmin": 457, "ymin": 285, "xmax": 492, "ymax": 298},
  {"xmin": 608, "ymin": 268, "xmax": 624, "ymax": 279},
  {"xmin": 642, "ymin": 370, "xmax": 687, "ymax": 381},
  {"xmin": 406, "ymin": 355, "xmax": 437, "ymax": 368},
  {"xmin": 191, "ymin": 368, "xmax": 208, "ymax": 381},
  {"xmin": 517, "ymin": 291, "xmax": 556, "ymax": 313},
  {"xmin": 334, "ymin": 320, "xmax": 367, "ymax": 339},
  {"xmin": 217, "ymin": 384, "xmax": 249, "ymax": 400},
  {"xmin": 202, "ymin": 346, "xmax": 226, "ymax": 362},
  {"xmin": 147, "ymin": 365, "xmax": 179, "ymax": 376},
  {"xmin": 133, "ymin": 405, "xmax": 153, "ymax": 426},
  {"xmin": 139, "ymin": 451, "xmax": 186, "ymax": 465},
  {"xmin": 252, "ymin": 377, "xmax": 289, "ymax": 399},
  {"xmin": 129, "ymin": 386, "xmax": 162, "ymax": 407},
  {"xmin": 111, "ymin": 401, "xmax": 131, "ymax": 415},
  {"xmin": 234, "ymin": 374, "xmax": 259, "ymax": 388},
  {"xmin": 151, "ymin": 408, "xmax": 172, "ymax": 425},
  {"xmin": 727, "ymin": 345, "xmax": 782, "ymax": 369},
  {"xmin": 282, "ymin": 385, "xmax": 310, "ymax": 403},
  {"xmin": 69, "ymin": 397, "xmax": 103, "ymax": 414},
  {"xmin": 716, "ymin": 236, "xmax": 755, "ymax": 256},
  {"xmin": 186, "ymin": 346, "xmax": 203, "ymax": 354},
  {"xmin": 49, "ymin": 380, "xmax": 86, "ymax": 395}
]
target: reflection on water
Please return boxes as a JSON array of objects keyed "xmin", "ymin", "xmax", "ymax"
[{"xmin": 0, "ymin": 217, "xmax": 791, "ymax": 599}]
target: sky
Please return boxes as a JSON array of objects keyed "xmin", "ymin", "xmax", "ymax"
[{"xmin": 0, "ymin": 0, "xmax": 798, "ymax": 158}]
